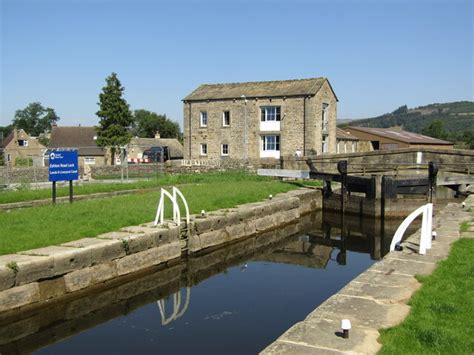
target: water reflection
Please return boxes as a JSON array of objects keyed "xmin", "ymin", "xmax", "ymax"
[
  {"xmin": 157, "ymin": 288, "xmax": 191, "ymax": 325},
  {"xmin": 0, "ymin": 211, "xmax": 416, "ymax": 354}
]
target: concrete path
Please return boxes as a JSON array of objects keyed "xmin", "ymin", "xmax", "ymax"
[{"xmin": 262, "ymin": 196, "xmax": 473, "ymax": 354}]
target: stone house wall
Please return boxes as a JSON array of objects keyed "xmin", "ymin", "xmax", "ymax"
[{"xmin": 183, "ymin": 82, "xmax": 337, "ymax": 160}]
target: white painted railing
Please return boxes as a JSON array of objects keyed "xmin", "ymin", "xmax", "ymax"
[
  {"xmin": 390, "ymin": 203, "xmax": 433, "ymax": 255},
  {"xmin": 154, "ymin": 186, "xmax": 190, "ymax": 226},
  {"xmin": 157, "ymin": 287, "xmax": 191, "ymax": 325}
]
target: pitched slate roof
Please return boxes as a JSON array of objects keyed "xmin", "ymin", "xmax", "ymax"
[
  {"xmin": 346, "ymin": 126, "xmax": 453, "ymax": 145},
  {"xmin": 336, "ymin": 128, "xmax": 359, "ymax": 141},
  {"xmin": 184, "ymin": 77, "xmax": 337, "ymax": 101},
  {"xmin": 49, "ymin": 126, "xmax": 105, "ymax": 156},
  {"xmin": 130, "ymin": 137, "xmax": 184, "ymax": 159}
]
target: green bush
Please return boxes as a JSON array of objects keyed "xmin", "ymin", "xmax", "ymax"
[{"xmin": 15, "ymin": 157, "xmax": 33, "ymax": 167}]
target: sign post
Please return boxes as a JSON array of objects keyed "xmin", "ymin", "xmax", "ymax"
[{"xmin": 48, "ymin": 150, "xmax": 79, "ymax": 204}]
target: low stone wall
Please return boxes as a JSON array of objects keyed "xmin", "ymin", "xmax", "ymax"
[
  {"xmin": 282, "ymin": 147, "xmax": 474, "ymax": 173},
  {"xmin": 0, "ymin": 159, "xmax": 282, "ymax": 185},
  {"xmin": 0, "ymin": 188, "xmax": 322, "ymax": 313}
]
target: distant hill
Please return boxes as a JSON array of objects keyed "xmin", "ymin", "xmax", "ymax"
[
  {"xmin": 342, "ymin": 101, "xmax": 474, "ymax": 148},
  {"xmin": 337, "ymin": 118, "xmax": 354, "ymax": 126}
]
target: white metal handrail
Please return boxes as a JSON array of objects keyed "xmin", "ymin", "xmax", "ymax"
[
  {"xmin": 390, "ymin": 203, "xmax": 433, "ymax": 255},
  {"xmin": 173, "ymin": 187, "xmax": 190, "ymax": 226},
  {"xmin": 154, "ymin": 186, "xmax": 190, "ymax": 226}
]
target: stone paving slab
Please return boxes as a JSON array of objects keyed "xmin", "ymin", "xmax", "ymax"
[
  {"xmin": 461, "ymin": 231, "xmax": 474, "ymax": 238},
  {"xmin": 61, "ymin": 238, "xmax": 126, "ymax": 264},
  {"xmin": 307, "ymin": 295, "xmax": 410, "ymax": 330},
  {"xmin": 351, "ymin": 269, "xmax": 419, "ymax": 289},
  {"xmin": 270, "ymin": 317, "xmax": 381, "ymax": 354},
  {"xmin": 369, "ymin": 256, "xmax": 436, "ymax": 276},
  {"xmin": 260, "ymin": 339, "xmax": 351, "ymax": 355},
  {"xmin": 384, "ymin": 249, "xmax": 444, "ymax": 264},
  {"xmin": 338, "ymin": 281, "xmax": 419, "ymax": 304},
  {"xmin": 0, "ymin": 254, "xmax": 54, "ymax": 285},
  {"xmin": 19, "ymin": 246, "xmax": 92, "ymax": 276}
]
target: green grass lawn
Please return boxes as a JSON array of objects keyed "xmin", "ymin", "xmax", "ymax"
[
  {"xmin": 0, "ymin": 173, "xmax": 309, "ymax": 255},
  {"xmin": 0, "ymin": 171, "xmax": 291, "ymax": 204},
  {"xmin": 378, "ymin": 237, "xmax": 474, "ymax": 354}
]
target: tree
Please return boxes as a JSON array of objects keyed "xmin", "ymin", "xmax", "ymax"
[
  {"xmin": 392, "ymin": 105, "xmax": 408, "ymax": 115},
  {"xmin": 0, "ymin": 125, "xmax": 13, "ymax": 143},
  {"xmin": 422, "ymin": 120, "xmax": 447, "ymax": 140},
  {"xmin": 96, "ymin": 73, "xmax": 133, "ymax": 165},
  {"xmin": 462, "ymin": 130, "xmax": 474, "ymax": 149},
  {"xmin": 12, "ymin": 103, "xmax": 59, "ymax": 136},
  {"xmin": 132, "ymin": 109, "xmax": 181, "ymax": 139}
]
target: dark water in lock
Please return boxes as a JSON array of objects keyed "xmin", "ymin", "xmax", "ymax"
[{"xmin": 0, "ymin": 211, "xmax": 418, "ymax": 355}]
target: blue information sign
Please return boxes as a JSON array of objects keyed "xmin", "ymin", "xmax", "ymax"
[{"xmin": 48, "ymin": 150, "xmax": 79, "ymax": 182}]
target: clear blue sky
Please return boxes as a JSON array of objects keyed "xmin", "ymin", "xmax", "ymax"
[{"xmin": 1, "ymin": 0, "xmax": 472, "ymax": 128}]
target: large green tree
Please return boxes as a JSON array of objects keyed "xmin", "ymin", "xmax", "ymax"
[
  {"xmin": 132, "ymin": 109, "xmax": 181, "ymax": 139},
  {"xmin": 12, "ymin": 102, "xmax": 59, "ymax": 136},
  {"xmin": 96, "ymin": 73, "xmax": 133, "ymax": 165},
  {"xmin": 0, "ymin": 125, "xmax": 13, "ymax": 143}
]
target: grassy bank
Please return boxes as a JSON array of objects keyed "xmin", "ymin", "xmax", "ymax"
[
  {"xmin": 378, "ymin": 237, "xmax": 474, "ymax": 354},
  {"xmin": 0, "ymin": 172, "xmax": 277, "ymax": 204},
  {"xmin": 0, "ymin": 173, "xmax": 305, "ymax": 255}
]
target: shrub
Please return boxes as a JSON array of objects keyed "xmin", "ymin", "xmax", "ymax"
[{"xmin": 15, "ymin": 157, "xmax": 33, "ymax": 167}]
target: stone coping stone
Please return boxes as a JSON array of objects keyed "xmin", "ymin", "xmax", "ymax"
[
  {"xmin": 115, "ymin": 241, "xmax": 181, "ymax": 276},
  {"xmin": 338, "ymin": 280, "xmax": 419, "ymax": 304},
  {"xmin": 0, "ymin": 254, "xmax": 54, "ymax": 285},
  {"xmin": 261, "ymin": 341, "xmax": 351, "ymax": 354},
  {"xmin": 368, "ymin": 256, "xmax": 437, "ymax": 277},
  {"xmin": 351, "ymin": 269, "xmax": 419, "ymax": 290},
  {"xmin": 96, "ymin": 231, "xmax": 135, "ymax": 240},
  {"xmin": 384, "ymin": 251, "xmax": 443, "ymax": 265},
  {"xmin": 306, "ymin": 294, "xmax": 410, "ymax": 330},
  {"xmin": 61, "ymin": 238, "xmax": 126, "ymax": 265},
  {"xmin": 263, "ymin": 317, "xmax": 381, "ymax": 355},
  {"xmin": 19, "ymin": 246, "xmax": 92, "ymax": 277},
  {"xmin": 120, "ymin": 225, "xmax": 180, "ymax": 246}
]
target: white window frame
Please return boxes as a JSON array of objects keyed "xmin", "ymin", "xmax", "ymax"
[
  {"xmin": 260, "ymin": 135, "xmax": 280, "ymax": 158},
  {"xmin": 322, "ymin": 135, "xmax": 329, "ymax": 153},
  {"xmin": 7, "ymin": 153, "xmax": 11, "ymax": 162},
  {"xmin": 222, "ymin": 111, "xmax": 230, "ymax": 127},
  {"xmin": 200, "ymin": 143, "xmax": 207, "ymax": 156},
  {"xmin": 260, "ymin": 106, "xmax": 281, "ymax": 122},
  {"xmin": 200, "ymin": 111, "xmax": 208, "ymax": 127},
  {"xmin": 18, "ymin": 139, "xmax": 28, "ymax": 147},
  {"xmin": 221, "ymin": 143, "xmax": 229, "ymax": 156},
  {"xmin": 260, "ymin": 106, "xmax": 281, "ymax": 131},
  {"xmin": 84, "ymin": 157, "xmax": 96, "ymax": 165},
  {"xmin": 322, "ymin": 103, "xmax": 329, "ymax": 133}
]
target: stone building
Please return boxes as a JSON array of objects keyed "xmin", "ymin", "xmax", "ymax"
[
  {"xmin": 344, "ymin": 126, "xmax": 453, "ymax": 150},
  {"xmin": 336, "ymin": 128, "xmax": 359, "ymax": 154},
  {"xmin": 182, "ymin": 78, "xmax": 338, "ymax": 160},
  {"xmin": 0, "ymin": 129, "xmax": 46, "ymax": 166},
  {"xmin": 49, "ymin": 126, "xmax": 107, "ymax": 166}
]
